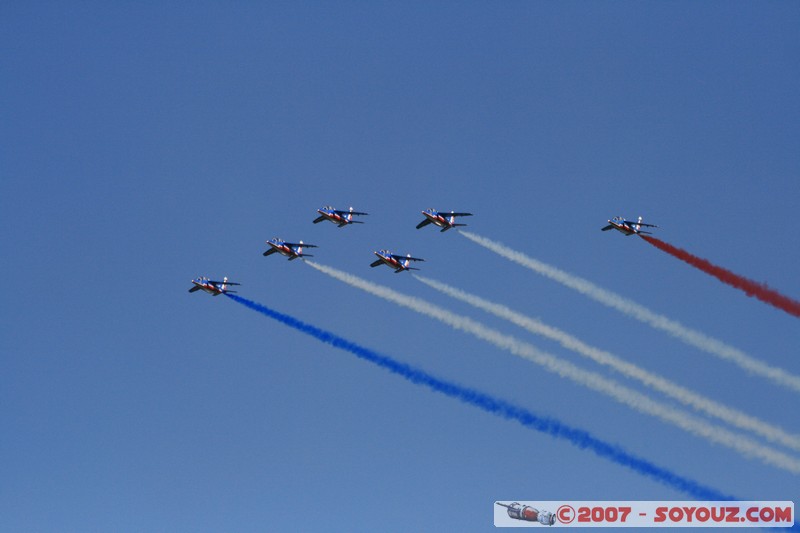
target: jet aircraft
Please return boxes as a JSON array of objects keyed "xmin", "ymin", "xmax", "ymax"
[
  {"xmin": 313, "ymin": 206, "xmax": 368, "ymax": 227},
  {"xmin": 370, "ymin": 250, "xmax": 425, "ymax": 273},
  {"xmin": 601, "ymin": 216, "xmax": 658, "ymax": 236},
  {"xmin": 188, "ymin": 276, "xmax": 240, "ymax": 296},
  {"xmin": 263, "ymin": 237, "xmax": 318, "ymax": 260},
  {"xmin": 416, "ymin": 208, "xmax": 473, "ymax": 232}
]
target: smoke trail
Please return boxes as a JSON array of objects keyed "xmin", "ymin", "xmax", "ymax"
[
  {"xmin": 641, "ymin": 235, "xmax": 800, "ymax": 319},
  {"xmin": 224, "ymin": 292, "xmax": 732, "ymax": 500},
  {"xmin": 414, "ymin": 274, "xmax": 800, "ymax": 453},
  {"xmin": 459, "ymin": 230, "xmax": 800, "ymax": 394},
  {"xmin": 305, "ymin": 260, "xmax": 800, "ymax": 474}
]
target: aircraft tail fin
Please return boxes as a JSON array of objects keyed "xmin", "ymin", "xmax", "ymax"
[
  {"xmin": 441, "ymin": 223, "xmax": 467, "ymax": 232},
  {"xmin": 222, "ymin": 276, "xmax": 228, "ymax": 292},
  {"xmin": 636, "ymin": 216, "xmax": 643, "ymax": 232}
]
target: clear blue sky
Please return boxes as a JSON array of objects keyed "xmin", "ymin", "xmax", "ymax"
[{"xmin": 2, "ymin": 2, "xmax": 798, "ymax": 531}]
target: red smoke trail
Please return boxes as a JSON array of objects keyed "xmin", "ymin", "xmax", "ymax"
[{"xmin": 641, "ymin": 235, "xmax": 800, "ymax": 318}]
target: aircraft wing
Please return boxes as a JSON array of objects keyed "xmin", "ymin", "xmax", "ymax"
[
  {"xmin": 416, "ymin": 219, "xmax": 432, "ymax": 229},
  {"xmin": 370, "ymin": 259, "xmax": 384, "ymax": 267},
  {"xmin": 208, "ymin": 280, "xmax": 240, "ymax": 285},
  {"xmin": 391, "ymin": 254, "xmax": 424, "ymax": 262},
  {"xmin": 335, "ymin": 210, "xmax": 368, "ymax": 216},
  {"xmin": 622, "ymin": 220, "xmax": 657, "ymax": 227},
  {"xmin": 263, "ymin": 248, "xmax": 278, "ymax": 256},
  {"xmin": 188, "ymin": 286, "xmax": 201, "ymax": 292},
  {"xmin": 601, "ymin": 225, "xmax": 614, "ymax": 231},
  {"xmin": 313, "ymin": 215, "xmax": 327, "ymax": 224},
  {"xmin": 285, "ymin": 243, "xmax": 318, "ymax": 248},
  {"xmin": 449, "ymin": 212, "xmax": 473, "ymax": 217}
]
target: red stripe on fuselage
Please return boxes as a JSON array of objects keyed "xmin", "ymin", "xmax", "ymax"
[{"xmin": 426, "ymin": 213, "xmax": 450, "ymax": 228}]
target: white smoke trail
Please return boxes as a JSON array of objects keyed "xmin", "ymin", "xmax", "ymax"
[
  {"xmin": 414, "ymin": 274, "xmax": 800, "ymax": 453},
  {"xmin": 305, "ymin": 260, "xmax": 800, "ymax": 474},
  {"xmin": 459, "ymin": 230, "xmax": 800, "ymax": 394}
]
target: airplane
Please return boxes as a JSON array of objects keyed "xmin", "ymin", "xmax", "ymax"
[
  {"xmin": 188, "ymin": 276, "xmax": 240, "ymax": 296},
  {"xmin": 313, "ymin": 206, "xmax": 369, "ymax": 227},
  {"xmin": 416, "ymin": 208, "xmax": 473, "ymax": 232},
  {"xmin": 263, "ymin": 237, "xmax": 318, "ymax": 260},
  {"xmin": 601, "ymin": 216, "xmax": 658, "ymax": 236},
  {"xmin": 370, "ymin": 249, "xmax": 425, "ymax": 273}
]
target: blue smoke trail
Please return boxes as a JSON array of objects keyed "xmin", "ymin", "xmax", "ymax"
[{"xmin": 226, "ymin": 293, "xmax": 731, "ymax": 501}]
